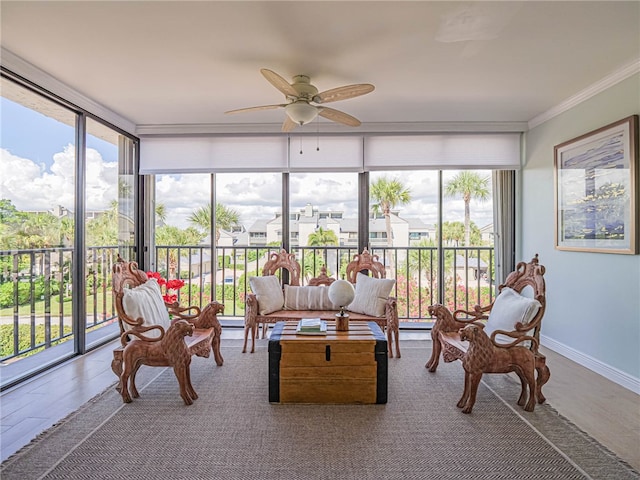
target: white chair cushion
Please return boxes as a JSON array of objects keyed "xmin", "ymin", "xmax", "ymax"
[
  {"xmin": 249, "ymin": 275, "xmax": 285, "ymax": 315},
  {"xmin": 347, "ymin": 272, "xmax": 395, "ymax": 318},
  {"xmin": 284, "ymin": 285, "xmax": 339, "ymax": 311},
  {"xmin": 122, "ymin": 278, "xmax": 171, "ymax": 338},
  {"xmin": 484, "ymin": 287, "xmax": 541, "ymax": 345}
]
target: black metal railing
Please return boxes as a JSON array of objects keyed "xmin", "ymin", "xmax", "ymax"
[
  {"xmin": 1, "ymin": 244, "xmax": 495, "ymax": 362},
  {"xmin": 154, "ymin": 244, "xmax": 496, "ymax": 321}
]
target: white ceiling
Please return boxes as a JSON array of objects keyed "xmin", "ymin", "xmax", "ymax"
[{"xmin": 1, "ymin": 1, "xmax": 639, "ymax": 134}]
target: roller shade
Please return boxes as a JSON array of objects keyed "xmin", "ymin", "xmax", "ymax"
[
  {"xmin": 364, "ymin": 133, "xmax": 521, "ymax": 170},
  {"xmin": 139, "ymin": 136, "xmax": 288, "ymax": 174},
  {"xmin": 288, "ymin": 136, "xmax": 363, "ymax": 171},
  {"xmin": 139, "ymin": 133, "xmax": 521, "ymax": 174}
]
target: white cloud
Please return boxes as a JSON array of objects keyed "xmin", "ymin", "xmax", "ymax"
[{"xmin": 1, "ymin": 145, "xmax": 117, "ymax": 212}]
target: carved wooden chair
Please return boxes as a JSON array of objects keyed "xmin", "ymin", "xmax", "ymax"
[
  {"xmin": 111, "ymin": 256, "xmax": 224, "ymax": 405},
  {"xmin": 345, "ymin": 248, "xmax": 400, "ymax": 358},
  {"xmin": 426, "ymin": 254, "xmax": 550, "ymax": 413}
]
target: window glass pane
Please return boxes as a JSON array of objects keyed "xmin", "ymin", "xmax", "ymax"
[
  {"xmin": 369, "ymin": 171, "xmax": 439, "ymax": 322},
  {"xmin": 153, "ymin": 172, "xmax": 281, "ymax": 316},
  {"xmin": 85, "ymin": 117, "xmax": 135, "ymax": 346},
  {"xmin": 442, "ymin": 169, "xmax": 494, "ymax": 311},
  {"xmin": 0, "ymin": 77, "xmax": 77, "ymax": 380},
  {"xmin": 217, "ymin": 173, "xmax": 282, "ymax": 310},
  {"xmin": 154, "ymin": 173, "xmax": 210, "ymax": 282},
  {"xmin": 289, "ymin": 172, "xmax": 358, "ymax": 281}
]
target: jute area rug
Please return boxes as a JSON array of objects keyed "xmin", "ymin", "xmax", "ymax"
[{"xmin": 2, "ymin": 340, "xmax": 638, "ymax": 480}]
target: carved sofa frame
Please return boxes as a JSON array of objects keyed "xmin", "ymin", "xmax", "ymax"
[
  {"xmin": 111, "ymin": 256, "xmax": 224, "ymax": 404},
  {"xmin": 243, "ymin": 249, "xmax": 400, "ymax": 358}
]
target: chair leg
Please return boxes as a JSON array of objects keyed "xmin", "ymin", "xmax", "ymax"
[{"xmin": 535, "ymin": 355, "xmax": 551, "ymax": 404}]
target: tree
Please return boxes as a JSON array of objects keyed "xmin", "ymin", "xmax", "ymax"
[
  {"xmin": 188, "ymin": 203, "xmax": 240, "ymax": 243},
  {"xmin": 440, "ymin": 221, "xmax": 465, "ymax": 246},
  {"xmin": 13, "ymin": 212, "xmax": 61, "ymax": 248},
  {"xmin": 155, "ymin": 225, "xmax": 206, "ymax": 278},
  {"xmin": 86, "ymin": 200, "xmax": 118, "ymax": 246},
  {"xmin": 307, "ymin": 227, "xmax": 338, "ymax": 246},
  {"xmin": 370, "ymin": 177, "xmax": 411, "ymax": 247},
  {"xmin": 445, "ymin": 172, "xmax": 490, "ymax": 247},
  {"xmin": 155, "ymin": 202, "xmax": 167, "ymax": 225}
]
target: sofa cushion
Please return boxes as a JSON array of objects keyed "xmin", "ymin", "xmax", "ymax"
[
  {"xmin": 284, "ymin": 285, "xmax": 339, "ymax": 311},
  {"xmin": 484, "ymin": 287, "xmax": 541, "ymax": 345},
  {"xmin": 122, "ymin": 278, "xmax": 171, "ymax": 338},
  {"xmin": 249, "ymin": 275, "xmax": 284, "ymax": 315},
  {"xmin": 347, "ymin": 272, "xmax": 395, "ymax": 318}
]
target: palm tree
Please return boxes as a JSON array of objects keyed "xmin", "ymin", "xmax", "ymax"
[
  {"xmin": 307, "ymin": 227, "xmax": 338, "ymax": 246},
  {"xmin": 188, "ymin": 203, "xmax": 240, "ymax": 243},
  {"xmin": 304, "ymin": 227, "xmax": 338, "ymax": 280},
  {"xmin": 444, "ymin": 172, "xmax": 490, "ymax": 247},
  {"xmin": 155, "ymin": 203, "xmax": 167, "ymax": 226},
  {"xmin": 370, "ymin": 177, "xmax": 411, "ymax": 247},
  {"xmin": 155, "ymin": 225, "xmax": 206, "ymax": 279},
  {"xmin": 440, "ymin": 221, "xmax": 465, "ymax": 246}
]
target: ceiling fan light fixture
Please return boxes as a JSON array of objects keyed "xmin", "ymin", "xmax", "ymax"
[{"xmin": 285, "ymin": 101, "xmax": 318, "ymax": 125}]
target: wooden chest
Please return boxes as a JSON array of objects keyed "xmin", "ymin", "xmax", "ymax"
[{"xmin": 268, "ymin": 321, "xmax": 388, "ymax": 404}]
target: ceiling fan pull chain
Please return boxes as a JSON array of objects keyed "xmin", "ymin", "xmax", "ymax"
[
  {"xmin": 316, "ymin": 117, "xmax": 320, "ymax": 151},
  {"xmin": 299, "ymin": 136, "xmax": 303, "ymax": 155}
]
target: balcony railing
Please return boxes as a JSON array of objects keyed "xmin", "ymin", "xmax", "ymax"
[{"xmin": 1, "ymin": 245, "xmax": 495, "ymax": 363}]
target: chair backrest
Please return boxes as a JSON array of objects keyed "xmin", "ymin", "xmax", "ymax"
[
  {"xmin": 112, "ymin": 255, "xmax": 150, "ymax": 334},
  {"xmin": 345, "ymin": 248, "xmax": 386, "ymax": 283},
  {"xmin": 261, "ymin": 249, "xmax": 301, "ymax": 286},
  {"xmin": 497, "ymin": 254, "xmax": 546, "ymax": 344}
]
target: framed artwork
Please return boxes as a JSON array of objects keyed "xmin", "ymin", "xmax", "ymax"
[{"xmin": 554, "ymin": 115, "xmax": 638, "ymax": 254}]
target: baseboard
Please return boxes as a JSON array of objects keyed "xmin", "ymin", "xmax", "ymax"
[{"xmin": 541, "ymin": 334, "xmax": 640, "ymax": 395}]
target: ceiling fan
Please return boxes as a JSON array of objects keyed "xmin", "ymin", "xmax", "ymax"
[{"xmin": 225, "ymin": 68, "xmax": 375, "ymax": 132}]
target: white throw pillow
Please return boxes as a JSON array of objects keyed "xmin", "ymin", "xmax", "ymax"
[
  {"xmin": 249, "ymin": 275, "xmax": 285, "ymax": 315},
  {"xmin": 484, "ymin": 287, "xmax": 541, "ymax": 345},
  {"xmin": 284, "ymin": 285, "xmax": 339, "ymax": 311},
  {"xmin": 347, "ymin": 272, "xmax": 395, "ymax": 318},
  {"xmin": 122, "ymin": 278, "xmax": 171, "ymax": 338}
]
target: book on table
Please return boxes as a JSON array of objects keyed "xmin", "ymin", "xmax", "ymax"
[{"xmin": 296, "ymin": 318, "xmax": 327, "ymax": 335}]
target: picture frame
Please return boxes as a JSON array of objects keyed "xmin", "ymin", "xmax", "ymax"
[{"xmin": 554, "ymin": 115, "xmax": 638, "ymax": 254}]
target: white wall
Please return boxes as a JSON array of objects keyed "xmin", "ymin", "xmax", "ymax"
[{"xmin": 522, "ymin": 73, "xmax": 640, "ymax": 393}]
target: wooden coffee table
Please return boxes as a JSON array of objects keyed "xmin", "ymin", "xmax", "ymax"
[{"xmin": 268, "ymin": 320, "xmax": 388, "ymax": 404}]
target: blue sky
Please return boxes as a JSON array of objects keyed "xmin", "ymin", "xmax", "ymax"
[{"xmin": 1, "ymin": 97, "xmax": 115, "ymax": 168}]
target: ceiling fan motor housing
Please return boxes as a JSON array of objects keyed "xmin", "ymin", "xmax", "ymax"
[{"xmin": 290, "ymin": 75, "xmax": 318, "ymax": 100}]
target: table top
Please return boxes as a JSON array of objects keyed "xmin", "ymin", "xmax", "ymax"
[{"xmin": 270, "ymin": 320, "xmax": 385, "ymax": 344}]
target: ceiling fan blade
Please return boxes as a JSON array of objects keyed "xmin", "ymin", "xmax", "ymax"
[
  {"xmin": 313, "ymin": 84, "xmax": 375, "ymax": 104},
  {"xmin": 224, "ymin": 104, "xmax": 285, "ymax": 115},
  {"xmin": 318, "ymin": 107, "xmax": 361, "ymax": 127},
  {"xmin": 260, "ymin": 68, "xmax": 298, "ymax": 97},
  {"xmin": 281, "ymin": 116, "xmax": 298, "ymax": 132}
]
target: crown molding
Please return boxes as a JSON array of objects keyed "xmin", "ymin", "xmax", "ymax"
[
  {"xmin": 136, "ymin": 121, "xmax": 528, "ymax": 137},
  {"xmin": 528, "ymin": 59, "xmax": 640, "ymax": 130},
  {"xmin": 1, "ymin": 48, "xmax": 136, "ymax": 133}
]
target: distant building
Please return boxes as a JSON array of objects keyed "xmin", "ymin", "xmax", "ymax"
[{"xmin": 245, "ymin": 204, "xmax": 433, "ymax": 248}]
